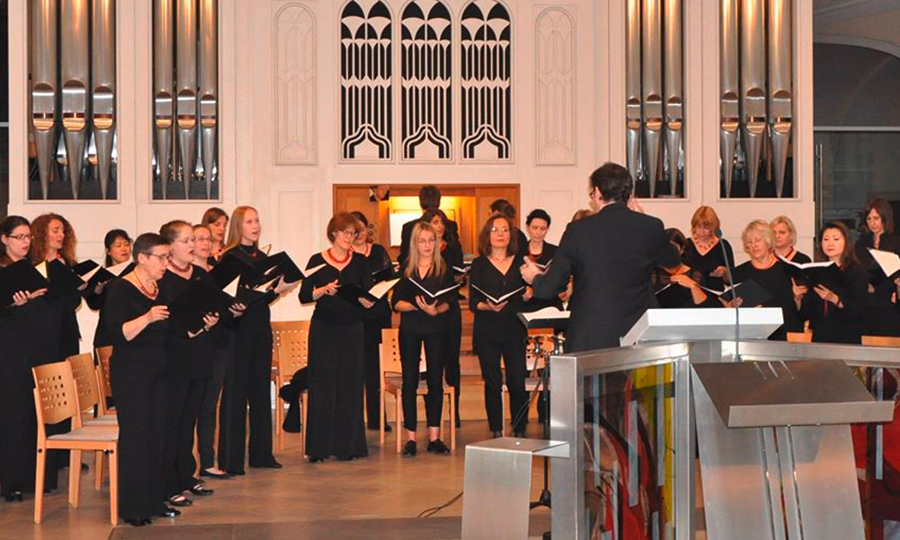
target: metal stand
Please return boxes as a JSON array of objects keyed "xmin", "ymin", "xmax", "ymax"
[{"xmin": 529, "ymin": 335, "xmax": 563, "ymax": 540}]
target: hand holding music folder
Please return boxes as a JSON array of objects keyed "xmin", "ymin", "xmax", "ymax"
[
  {"xmin": 779, "ymin": 257, "xmax": 850, "ymax": 293},
  {"xmin": 517, "ymin": 306, "xmax": 570, "ymax": 330},
  {"xmin": 371, "ymin": 265, "xmax": 395, "ymax": 284},
  {"xmin": 470, "ymin": 284, "xmax": 526, "ymax": 305},
  {"xmin": 701, "ymin": 279, "xmax": 773, "ymax": 308},
  {"xmin": 47, "ymin": 259, "xmax": 90, "ymax": 295},
  {"xmin": 868, "ymin": 249, "xmax": 900, "ymax": 280},
  {"xmin": 409, "ymin": 279, "xmax": 462, "ymax": 304},
  {"xmin": 655, "ymin": 282, "xmax": 695, "ymax": 308},
  {"xmin": 167, "ymin": 280, "xmax": 234, "ymax": 337},
  {"xmin": 336, "ymin": 278, "xmax": 400, "ymax": 305},
  {"xmin": 0, "ymin": 259, "xmax": 51, "ymax": 306}
]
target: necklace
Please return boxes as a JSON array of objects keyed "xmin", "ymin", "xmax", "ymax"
[
  {"xmin": 135, "ymin": 272, "xmax": 158, "ymax": 300},
  {"xmin": 169, "ymin": 259, "xmax": 192, "ymax": 273},
  {"xmin": 489, "ymin": 253, "xmax": 508, "ymax": 264},
  {"xmin": 328, "ymin": 248, "xmax": 351, "ymax": 264}
]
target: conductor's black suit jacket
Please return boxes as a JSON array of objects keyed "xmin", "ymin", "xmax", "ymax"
[{"xmin": 532, "ymin": 203, "xmax": 678, "ymax": 353}]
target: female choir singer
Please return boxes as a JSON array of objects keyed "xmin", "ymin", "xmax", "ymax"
[
  {"xmin": 792, "ymin": 222, "xmax": 868, "ymax": 344},
  {"xmin": 651, "ymin": 228, "xmax": 711, "ymax": 308},
  {"xmin": 89, "ymin": 229, "xmax": 133, "ymax": 351},
  {"xmin": 682, "ymin": 206, "xmax": 734, "ymax": 290},
  {"xmin": 201, "ymin": 207, "xmax": 229, "ymax": 263},
  {"xmin": 391, "ymin": 222, "xmax": 454, "ymax": 456},
  {"xmin": 218, "ymin": 207, "xmax": 292, "ymax": 474},
  {"xmin": 0, "ymin": 216, "xmax": 55, "ymax": 503},
  {"xmin": 469, "ymin": 213, "xmax": 529, "ymax": 438},
  {"xmin": 854, "ymin": 199, "xmax": 900, "ymax": 336},
  {"xmin": 299, "ymin": 213, "xmax": 375, "ymax": 462},
  {"xmin": 349, "ymin": 211, "xmax": 394, "ymax": 432},
  {"xmin": 771, "ymin": 215, "xmax": 811, "ymax": 264},
  {"xmin": 104, "ymin": 233, "xmax": 176, "ymax": 526}
]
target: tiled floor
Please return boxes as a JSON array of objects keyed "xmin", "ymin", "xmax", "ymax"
[{"xmin": 0, "ymin": 417, "xmax": 552, "ymax": 540}]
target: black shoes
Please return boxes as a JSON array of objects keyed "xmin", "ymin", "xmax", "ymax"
[
  {"xmin": 368, "ymin": 423, "xmax": 392, "ymax": 432},
  {"xmin": 402, "ymin": 440, "xmax": 417, "ymax": 457},
  {"xmin": 167, "ymin": 495, "xmax": 193, "ymax": 507},
  {"xmin": 158, "ymin": 506, "xmax": 181, "ymax": 518},
  {"xmin": 224, "ymin": 469, "xmax": 245, "ymax": 476},
  {"xmin": 427, "ymin": 439, "xmax": 451, "ymax": 455},
  {"xmin": 513, "ymin": 430, "xmax": 526, "ymax": 438},
  {"xmin": 249, "ymin": 459, "xmax": 282, "ymax": 469},
  {"xmin": 125, "ymin": 518, "xmax": 151, "ymax": 527},
  {"xmin": 492, "ymin": 431, "xmax": 503, "ymax": 438},
  {"xmin": 308, "ymin": 457, "xmax": 324, "ymax": 463},
  {"xmin": 189, "ymin": 484, "xmax": 214, "ymax": 496},
  {"xmin": 2, "ymin": 492, "xmax": 23, "ymax": 503},
  {"xmin": 199, "ymin": 468, "xmax": 233, "ymax": 479}
]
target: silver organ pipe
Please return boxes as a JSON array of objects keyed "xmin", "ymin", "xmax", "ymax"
[
  {"xmin": 175, "ymin": 0, "xmax": 198, "ymax": 199},
  {"xmin": 740, "ymin": 0, "xmax": 767, "ymax": 198},
  {"xmin": 92, "ymin": 0, "xmax": 116, "ymax": 200},
  {"xmin": 641, "ymin": 0, "xmax": 663, "ymax": 197},
  {"xmin": 199, "ymin": 0, "xmax": 218, "ymax": 199},
  {"xmin": 154, "ymin": 0, "xmax": 175, "ymax": 199},
  {"xmin": 626, "ymin": 0, "xmax": 642, "ymax": 188},
  {"xmin": 663, "ymin": 0, "xmax": 683, "ymax": 197},
  {"xmin": 768, "ymin": 0, "xmax": 792, "ymax": 198},
  {"xmin": 31, "ymin": 0, "xmax": 58, "ymax": 200},
  {"xmin": 720, "ymin": 0, "xmax": 739, "ymax": 198},
  {"xmin": 60, "ymin": 0, "xmax": 90, "ymax": 199}
]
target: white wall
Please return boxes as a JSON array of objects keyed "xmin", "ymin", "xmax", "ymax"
[{"xmin": 7, "ymin": 0, "xmax": 815, "ymax": 334}]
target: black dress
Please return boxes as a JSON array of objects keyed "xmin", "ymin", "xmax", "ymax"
[
  {"xmin": 732, "ymin": 260, "xmax": 798, "ymax": 340},
  {"xmin": 798, "ymin": 263, "xmax": 868, "ymax": 344},
  {"xmin": 651, "ymin": 267, "xmax": 717, "ymax": 308},
  {"xmin": 0, "ymin": 270, "xmax": 62, "ymax": 497},
  {"xmin": 439, "ymin": 240, "xmax": 464, "ymax": 421},
  {"xmin": 359, "ymin": 244, "xmax": 393, "ymax": 428},
  {"xmin": 682, "ymin": 238, "xmax": 735, "ymax": 291},
  {"xmin": 217, "ymin": 245, "xmax": 279, "ymax": 472},
  {"xmin": 46, "ymin": 258, "xmax": 83, "ymax": 358},
  {"xmin": 105, "ymin": 278, "xmax": 169, "ymax": 521},
  {"xmin": 159, "ymin": 267, "xmax": 218, "ymax": 498},
  {"xmin": 781, "ymin": 248, "xmax": 811, "ymax": 265},
  {"xmin": 299, "ymin": 252, "xmax": 370, "ymax": 460},
  {"xmin": 468, "ymin": 254, "xmax": 528, "ymax": 434},
  {"xmin": 522, "ymin": 242, "xmax": 562, "ymax": 312},
  {"xmin": 856, "ymin": 233, "xmax": 900, "ymax": 336}
]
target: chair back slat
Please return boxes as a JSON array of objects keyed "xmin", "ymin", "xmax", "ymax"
[
  {"xmin": 32, "ymin": 361, "xmax": 80, "ymax": 427},
  {"xmin": 68, "ymin": 353, "xmax": 101, "ymax": 413},
  {"xmin": 380, "ymin": 329, "xmax": 403, "ymax": 375},
  {"xmin": 862, "ymin": 335, "xmax": 900, "ymax": 348},
  {"xmin": 95, "ymin": 346, "xmax": 114, "ymax": 399},
  {"xmin": 272, "ymin": 321, "xmax": 310, "ymax": 374}
]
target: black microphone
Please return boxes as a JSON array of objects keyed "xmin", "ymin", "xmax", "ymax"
[{"xmin": 715, "ymin": 228, "xmax": 740, "ymax": 361}]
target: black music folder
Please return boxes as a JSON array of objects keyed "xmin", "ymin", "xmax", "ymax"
[
  {"xmin": 0, "ymin": 260, "xmax": 51, "ymax": 306},
  {"xmin": 779, "ymin": 258, "xmax": 850, "ymax": 292},
  {"xmin": 409, "ymin": 279, "xmax": 462, "ymax": 302},
  {"xmin": 701, "ymin": 279, "xmax": 774, "ymax": 308},
  {"xmin": 469, "ymin": 284, "xmax": 526, "ymax": 305},
  {"xmin": 168, "ymin": 280, "xmax": 235, "ymax": 337}
]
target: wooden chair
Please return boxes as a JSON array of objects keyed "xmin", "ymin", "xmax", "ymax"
[
  {"xmin": 271, "ymin": 321, "xmax": 310, "ymax": 453},
  {"xmin": 32, "ymin": 361, "xmax": 119, "ymax": 525},
  {"xmin": 68, "ymin": 353, "xmax": 117, "ymax": 490},
  {"xmin": 787, "ymin": 322, "xmax": 813, "ymax": 343},
  {"xmin": 862, "ymin": 336, "xmax": 900, "ymax": 348},
  {"xmin": 94, "ymin": 346, "xmax": 114, "ymax": 414},
  {"xmin": 380, "ymin": 328, "xmax": 456, "ymax": 453}
]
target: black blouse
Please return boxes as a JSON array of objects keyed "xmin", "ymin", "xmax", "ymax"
[
  {"xmin": 159, "ymin": 267, "xmax": 222, "ymax": 379},
  {"xmin": 104, "ymin": 278, "xmax": 169, "ymax": 361},
  {"xmin": 468, "ymin": 254, "xmax": 527, "ymax": 345},
  {"xmin": 299, "ymin": 252, "xmax": 372, "ymax": 325},
  {"xmin": 732, "ymin": 260, "xmax": 797, "ymax": 339},
  {"xmin": 651, "ymin": 266, "xmax": 715, "ymax": 308},
  {"xmin": 799, "ymin": 262, "xmax": 868, "ymax": 344},
  {"xmin": 391, "ymin": 267, "xmax": 454, "ymax": 335},
  {"xmin": 682, "ymin": 238, "xmax": 735, "ymax": 291},
  {"xmin": 0, "ymin": 263, "xmax": 60, "ymax": 373},
  {"xmin": 522, "ymin": 241, "xmax": 557, "ymax": 267},
  {"xmin": 781, "ymin": 248, "xmax": 811, "ymax": 265},
  {"xmin": 46, "ymin": 258, "xmax": 83, "ymax": 358},
  {"xmin": 359, "ymin": 243, "xmax": 393, "ymax": 327}
]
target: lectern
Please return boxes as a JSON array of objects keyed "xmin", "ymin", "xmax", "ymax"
[{"xmin": 620, "ymin": 307, "xmax": 784, "ymax": 345}]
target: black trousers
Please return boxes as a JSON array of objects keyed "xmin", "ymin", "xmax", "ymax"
[
  {"xmin": 399, "ymin": 329, "xmax": 446, "ymax": 432},
  {"xmin": 198, "ymin": 347, "xmax": 229, "ymax": 470},
  {"xmin": 111, "ymin": 357, "xmax": 167, "ymax": 520},
  {"xmin": 477, "ymin": 339, "xmax": 527, "ymax": 433},
  {"xmin": 362, "ymin": 322, "xmax": 384, "ymax": 427},
  {"xmin": 443, "ymin": 305, "xmax": 462, "ymax": 420},
  {"xmin": 164, "ymin": 374, "xmax": 207, "ymax": 497},
  {"xmin": 218, "ymin": 321, "xmax": 274, "ymax": 471}
]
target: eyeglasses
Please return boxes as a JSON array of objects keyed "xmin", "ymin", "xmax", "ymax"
[
  {"xmin": 490, "ymin": 227, "xmax": 510, "ymax": 234},
  {"xmin": 195, "ymin": 236, "xmax": 212, "ymax": 243},
  {"xmin": 338, "ymin": 230, "xmax": 359, "ymax": 239},
  {"xmin": 7, "ymin": 234, "xmax": 33, "ymax": 241},
  {"xmin": 145, "ymin": 252, "xmax": 170, "ymax": 262},
  {"xmin": 175, "ymin": 237, "xmax": 197, "ymax": 244}
]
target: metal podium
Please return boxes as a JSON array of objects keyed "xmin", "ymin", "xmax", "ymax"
[{"xmin": 547, "ymin": 311, "xmax": 898, "ymax": 540}]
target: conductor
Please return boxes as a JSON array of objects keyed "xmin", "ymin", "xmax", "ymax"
[{"xmin": 521, "ymin": 163, "xmax": 679, "ymax": 352}]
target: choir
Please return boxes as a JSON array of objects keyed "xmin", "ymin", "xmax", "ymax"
[{"xmin": 5, "ymin": 169, "xmax": 900, "ymax": 527}]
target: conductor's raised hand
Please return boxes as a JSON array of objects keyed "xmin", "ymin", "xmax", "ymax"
[
  {"xmin": 146, "ymin": 305, "xmax": 169, "ymax": 323},
  {"xmin": 519, "ymin": 258, "xmax": 544, "ymax": 285}
]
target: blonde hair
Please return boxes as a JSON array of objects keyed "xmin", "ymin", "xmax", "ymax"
[
  {"xmin": 405, "ymin": 222, "xmax": 446, "ymax": 279},
  {"xmin": 741, "ymin": 220, "xmax": 775, "ymax": 253},
  {"xmin": 690, "ymin": 206, "xmax": 721, "ymax": 234},
  {"xmin": 770, "ymin": 215, "xmax": 797, "ymax": 247},
  {"xmin": 224, "ymin": 206, "xmax": 258, "ymax": 251}
]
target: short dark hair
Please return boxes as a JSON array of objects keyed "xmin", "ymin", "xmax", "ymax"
[
  {"xmin": 0, "ymin": 216, "xmax": 31, "ymax": 266},
  {"xmin": 589, "ymin": 162, "xmax": 633, "ymax": 204},
  {"xmin": 419, "ymin": 185, "xmax": 442, "ymax": 210},
  {"xmin": 526, "ymin": 208, "xmax": 551, "ymax": 226},
  {"xmin": 665, "ymin": 228, "xmax": 687, "ymax": 254},
  {"xmin": 103, "ymin": 229, "xmax": 132, "ymax": 267},
  {"xmin": 489, "ymin": 199, "xmax": 516, "ymax": 219},
  {"xmin": 350, "ymin": 211, "xmax": 369, "ymax": 227},
  {"xmin": 132, "ymin": 233, "xmax": 170, "ymax": 263},
  {"xmin": 477, "ymin": 213, "xmax": 518, "ymax": 257},
  {"xmin": 863, "ymin": 198, "xmax": 894, "ymax": 235}
]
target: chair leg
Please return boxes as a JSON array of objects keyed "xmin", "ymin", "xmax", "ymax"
[
  {"xmin": 275, "ymin": 394, "xmax": 283, "ymax": 453},
  {"xmin": 379, "ymin": 390, "xmax": 385, "ymax": 446},
  {"xmin": 449, "ymin": 390, "xmax": 456, "ymax": 451},
  {"xmin": 94, "ymin": 450, "xmax": 104, "ymax": 490},
  {"xmin": 396, "ymin": 392, "xmax": 403, "ymax": 454},
  {"xmin": 69, "ymin": 449, "xmax": 83, "ymax": 508},
  {"xmin": 501, "ymin": 391, "xmax": 507, "ymax": 436},
  {"xmin": 300, "ymin": 393, "xmax": 308, "ymax": 456},
  {"xmin": 34, "ymin": 449, "xmax": 46, "ymax": 524},
  {"xmin": 109, "ymin": 448, "xmax": 119, "ymax": 526}
]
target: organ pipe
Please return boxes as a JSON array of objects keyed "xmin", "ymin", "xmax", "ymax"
[
  {"xmin": 175, "ymin": 0, "xmax": 198, "ymax": 199},
  {"xmin": 199, "ymin": 0, "xmax": 218, "ymax": 199},
  {"xmin": 768, "ymin": 0, "xmax": 792, "ymax": 198},
  {"xmin": 92, "ymin": 0, "xmax": 116, "ymax": 199},
  {"xmin": 60, "ymin": 0, "xmax": 90, "ymax": 199},
  {"xmin": 740, "ymin": 0, "xmax": 767, "ymax": 198},
  {"xmin": 154, "ymin": 0, "xmax": 175, "ymax": 199},
  {"xmin": 663, "ymin": 0, "xmax": 683, "ymax": 197},
  {"xmin": 720, "ymin": 0, "xmax": 739, "ymax": 198},
  {"xmin": 641, "ymin": 0, "xmax": 663, "ymax": 197},
  {"xmin": 31, "ymin": 0, "xmax": 58, "ymax": 200}
]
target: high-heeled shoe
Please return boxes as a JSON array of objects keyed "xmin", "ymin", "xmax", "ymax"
[
  {"xmin": 158, "ymin": 506, "xmax": 181, "ymax": 518},
  {"xmin": 189, "ymin": 483, "xmax": 214, "ymax": 496},
  {"xmin": 167, "ymin": 495, "xmax": 193, "ymax": 507},
  {"xmin": 125, "ymin": 518, "xmax": 150, "ymax": 527},
  {"xmin": 427, "ymin": 439, "xmax": 451, "ymax": 455},
  {"xmin": 402, "ymin": 440, "xmax": 417, "ymax": 457}
]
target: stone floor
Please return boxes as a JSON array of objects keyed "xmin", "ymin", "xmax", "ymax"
[{"xmin": 0, "ymin": 411, "xmax": 552, "ymax": 540}]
